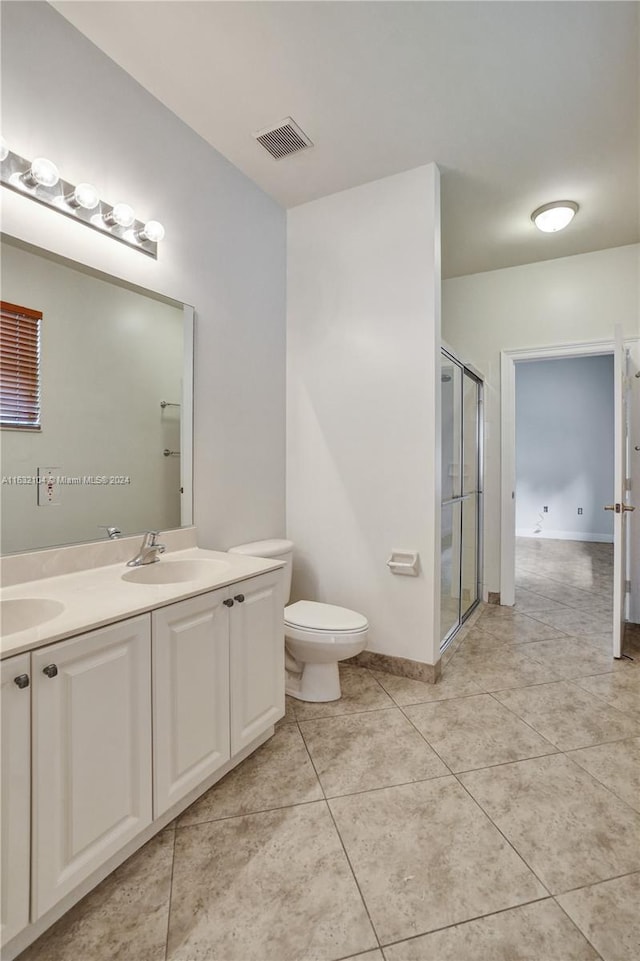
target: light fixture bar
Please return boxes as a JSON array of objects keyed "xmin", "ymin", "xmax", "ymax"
[{"xmin": 0, "ymin": 148, "xmax": 163, "ymax": 259}]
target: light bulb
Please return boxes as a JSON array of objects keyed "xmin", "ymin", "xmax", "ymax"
[
  {"xmin": 67, "ymin": 182, "xmax": 100, "ymax": 210},
  {"xmin": 531, "ymin": 201, "xmax": 578, "ymax": 233},
  {"xmin": 104, "ymin": 203, "xmax": 135, "ymax": 228},
  {"xmin": 138, "ymin": 220, "xmax": 165, "ymax": 243},
  {"xmin": 0, "ymin": 139, "xmax": 8, "ymax": 162},
  {"xmin": 21, "ymin": 156, "xmax": 60, "ymax": 188}
]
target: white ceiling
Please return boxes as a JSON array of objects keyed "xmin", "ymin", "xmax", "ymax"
[{"xmin": 52, "ymin": 1, "xmax": 639, "ymax": 277}]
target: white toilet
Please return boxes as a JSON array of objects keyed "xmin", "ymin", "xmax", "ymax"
[{"xmin": 228, "ymin": 539, "xmax": 368, "ymax": 702}]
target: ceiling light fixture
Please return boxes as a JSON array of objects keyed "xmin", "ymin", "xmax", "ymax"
[{"xmin": 531, "ymin": 200, "xmax": 579, "ymax": 233}]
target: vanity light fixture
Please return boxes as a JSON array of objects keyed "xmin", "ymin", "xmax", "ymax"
[
  {"xmin": 21, "ymin": 157, "xmax": 60, "ymax": 189},
  {"xmin": 65, "ymin": 182, "xmax": 100, "ymax": 211},
  {"xmin": 103, "ymin": 202, "xmax": 136, "ymax": 228},
  {"xmin": 137, "ymin": 220, "xmax": 165, "ymax": 243},
  {"xmin": 531, "ymin": 200, "xmax": 579, "ymax": 233},
  {"xmin": 0, "ymin": 144, "xmax": 164, "ymax": 258}
]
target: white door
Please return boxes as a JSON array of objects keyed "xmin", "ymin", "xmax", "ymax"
[
  {"xmin": 229, "ymin": 571, "xmax": 284, "ymax": 755},
  {"xmin": 32, "ymin": 616, "xmax": 152, "ymax": 918},
  {"xmin": 1, "ymin": 653, "xmax": 31, "ymax": 946},
  {"xmin": 152, "ymin": 590, "xmax": 230, "ymax": 818},
  {"xmin": 609, "ymin": 327, "xmax": 635, "ymax": 657}
]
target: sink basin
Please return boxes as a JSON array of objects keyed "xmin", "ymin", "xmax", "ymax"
[
  {"xmin": 121, "ymin": 558, "xmax": 230, "ymax": 585},
  {"xmin": 1, "ymin": 597, "xmax": 65, "ymax": 635}
]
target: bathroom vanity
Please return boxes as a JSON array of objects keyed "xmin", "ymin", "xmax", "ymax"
[{"xmin": 0, "ymin": 536, "xmax": 285, "ymax": 959}]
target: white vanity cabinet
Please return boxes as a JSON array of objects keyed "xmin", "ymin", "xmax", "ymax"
[
  {"xmin": 152, "ymin": 590, "xmax": 231, "ymax": 817},
  {"xmin": 1, "ymin": 653, "xmax": 31, "ymax": 945},
  {"xmin": 31, "ymin": 616, "xmax": 152, "ymax": 919},
  {"xmin": 152, "ymin": 569, "xmax": 284, "ymax": 814},
  {"xmin": 229, "ymin": 570, "xmax": 285, "ymax": 754}
]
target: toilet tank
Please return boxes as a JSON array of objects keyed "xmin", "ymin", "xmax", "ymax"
[{"xmin": 227, "ymin": 539, "xmax": 293, "ymax": 604}]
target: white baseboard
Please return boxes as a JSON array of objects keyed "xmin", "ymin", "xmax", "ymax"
[{"xmin": 516, "ymin": 529, "xmax": 614, "ymax": 544}]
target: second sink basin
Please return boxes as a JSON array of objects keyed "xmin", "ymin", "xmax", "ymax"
[
  {"xmin": 1, "ymin": 597, "xmax": 65, "ymax": 635},
  {"xmin": 121, "ymin": 558, "xmax": 230, "ymax": 585}
]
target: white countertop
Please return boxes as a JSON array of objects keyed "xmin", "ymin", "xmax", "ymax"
[{"xmin": 0, "ymin": 547, "xmax": 283, "ymax": 660}]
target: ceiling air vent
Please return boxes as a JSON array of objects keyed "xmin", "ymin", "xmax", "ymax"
[{"xmin": 253, "ymin": 117, "xmax": 313, "ymax": 160}]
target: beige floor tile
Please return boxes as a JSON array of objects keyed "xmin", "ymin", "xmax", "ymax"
[
  {"xmin": 329, "ymin": 777, "xmax": 546, "ymax": 944},
  {"xmin": 275, "ymin": 694, "xmax": 298, "ymax": 727},
  {"xmin": 459, "ymin": 626, "xmax": 517, "ymax": 652},
  {"xmin": 460, "ymin": 754, "xmax": 640, "ymax": 894},
  {"xmin": 447, "ymin": 645, "xmax": 562, "ymax": 692},
  {"xmin": 574, "ymin": 671, "xmax": 640, "ymax": 721},
  {"xmin": 515, "ymin": 588, "xmax": 572, "ymax": 614},
  {"xmin": 291, "ymin": 666, "xmax": 394, "ymax": 721},
  {"xmin": 178, "ymin": 725, "xmax": 323, "ymax": 826},
  {"xmin": 567, "ymin": 737, "xmax": 640, "ymax": 812},
  {"xmin": 521, "ymin": 636, "xmax": 630, "ymax": 679},
  {"xmin": 372, "ymin": 667, "xmax": 483, "ymax": 706},
  {"xmin": 493, "ymin": 681, "xmax": 640, "ymax": 750},
  {"xmin": 383, "ymin": 899, "xmax": 599, "ymax": 961},
  {"xmin": 19, "ymin": 827, "xmax": 175, "ymax": 961},
  {"xmin": 167, "ymin": 803, "xmax": 377, "ymax": 961},
  {"xmin": 527, "ymin": 609, "xmax": 612, "ymax": 636},
  {"xmin": 404, "ymin": 693, "xmax": 556, "ymax": 772},
  {"xmin": 557, "ymin": 873, "xmax": 640, "ymax": 961},
  {"xmin": 299, "ymin": 708, "xmax": 448, "ymax": 797},
  {"xmin": 476, "ymin": 612, "xmax": 567, "ymax": 644}
]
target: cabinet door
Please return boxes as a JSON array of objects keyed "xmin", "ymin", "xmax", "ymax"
[
  {"xmin": 32, "ymin": 616, "xmax": 152, "ymax": 919},
  {"xmin": 229, "ymin": 570, "xmax": 284, "ymax": 754},
  {"xmin": 1, "ymin": 653, "xmax": 31, "ymax": 946},
  {"xmin": 152, "ymin": 590, "xmax": 230, "ymax": 818}
]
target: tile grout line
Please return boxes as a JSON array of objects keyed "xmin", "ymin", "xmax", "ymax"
[
  {"xmin": 452, "ymin": 774, "xmax": 554, "ymax": 898},
  {"xmin": 551, "ymin": 897, "xmax": 605, "ymax": 961},
  {"xmin": 296, "ymin": 719, "xmax": 385, "ymax": 955}
]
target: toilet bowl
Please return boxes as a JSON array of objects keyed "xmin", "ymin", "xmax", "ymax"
[{"xmin": 228, "ymin": 540, "xmax": 368, "ymax": 702}]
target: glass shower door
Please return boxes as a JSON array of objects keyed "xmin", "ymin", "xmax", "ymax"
[{"xmin": 440, "ymin": 351, "xmax": 482, "ymax": 648}]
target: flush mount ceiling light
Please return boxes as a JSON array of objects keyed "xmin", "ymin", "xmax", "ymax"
[
  {"xmin": 531, "ymin": 200, "xmax": 579, "ymax": 233},
  {"xmin": 0, "ymin": 145, "xmax": 164, "ymax": 258}
]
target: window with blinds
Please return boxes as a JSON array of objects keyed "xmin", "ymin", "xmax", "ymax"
[{"xmin": 1, "ymin": 301, "xmax": 42, "ymax": 430}]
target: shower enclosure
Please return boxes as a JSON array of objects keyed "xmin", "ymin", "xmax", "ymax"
[{"xmin": 440, "ymin": 348, "xmax": 483, "ymax": 649}]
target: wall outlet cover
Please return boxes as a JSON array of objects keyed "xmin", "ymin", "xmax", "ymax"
[{"xmin": 37, "ymin": 467, "xmax": 60, "ymax": 506}]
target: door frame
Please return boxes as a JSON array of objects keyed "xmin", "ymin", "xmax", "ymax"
[{"xmin": 500, "ymin": 339, "xmax": 615, "ymax": 608}]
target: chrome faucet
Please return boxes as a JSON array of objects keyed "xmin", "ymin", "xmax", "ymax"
[{"xmin": 126, "ymin": 531, "xmax": 167, "ymax": 567}]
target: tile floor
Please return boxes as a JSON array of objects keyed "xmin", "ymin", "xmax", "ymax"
[{"xmin": 19, "ymin": 539, "xmax": 640, "ymax": 961}]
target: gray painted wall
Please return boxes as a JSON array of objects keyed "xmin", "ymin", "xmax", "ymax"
[
  {"xmin": 1, "ymin": 2, "xmax": 286, "ymax": 552},
  {"xmin": 515, "ymin": 355, "xmax": 614, "ymax": 541}
]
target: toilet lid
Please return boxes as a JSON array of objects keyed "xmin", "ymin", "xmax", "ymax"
[{"xmin": 284, "ymin": 600, "xmax": 368, "ymax": 633}]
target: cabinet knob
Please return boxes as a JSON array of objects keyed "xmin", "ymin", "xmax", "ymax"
[
  {"xmin": 234, "ymin": 594, "xmax": 245, "ymax": 604},
  {"xmin": 223, "ymin": 598, "xmax": 234, "ymax": 608},
  {"xmin": 42, "ymin": 664, "xmax": 58, "ymax": 678},
  {"xmin": 14, "ymin": 673, "xmax": 30, "ymax": 689}
]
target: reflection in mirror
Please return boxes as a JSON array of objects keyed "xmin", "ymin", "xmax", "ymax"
[{"xmin": 0, "ymin": 236, "xmax": 192, "ymax": 555}]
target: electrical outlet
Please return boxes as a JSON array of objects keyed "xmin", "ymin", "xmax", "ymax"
[
  {"xmin": 577, "ymin": 507, "xmax": 583, "ymax": 515},
  {"xmin": 37, "ymin": 467, "xmax": 60, "ymax": 506},
  {"xmin": 543, "ymin": 506, "xmax": 549, "ymax": 513}
]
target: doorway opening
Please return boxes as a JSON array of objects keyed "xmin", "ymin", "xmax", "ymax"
[{"xmin": 501, "ymin": 337, "xmax": 639, "ymax": 661}]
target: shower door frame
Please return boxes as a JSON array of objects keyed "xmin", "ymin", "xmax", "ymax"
[{"xmin": 440, "ymin": 347, "xmax": 484, "ymax": 653}]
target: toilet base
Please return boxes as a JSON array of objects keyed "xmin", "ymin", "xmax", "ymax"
[{"xmin": 285, "ymin": 661, "xmax": 342, "ymax": 702}]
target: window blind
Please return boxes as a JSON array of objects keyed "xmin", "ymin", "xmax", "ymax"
[{"xmin": 1, "ymin": 301, "xmax": 42, "ymax": 430}]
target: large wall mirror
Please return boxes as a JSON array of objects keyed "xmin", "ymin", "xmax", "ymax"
[{"xmin": 0, "ymin": 235, "xmax": 193, "ymax": 554}]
